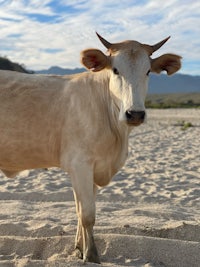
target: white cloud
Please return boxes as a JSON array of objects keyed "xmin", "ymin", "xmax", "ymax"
[{"xmin": 0, "ymin": 0, "xmax": 199, "ymax": 75}]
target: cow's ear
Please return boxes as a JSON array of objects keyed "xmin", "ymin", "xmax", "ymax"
[
  {"xmin": 151, "ymin": 54, "xmax": 182, "ymax": 75},
  {"xmin": 81, "ymin": 49, "xmax": 110, "ymax": 72}
]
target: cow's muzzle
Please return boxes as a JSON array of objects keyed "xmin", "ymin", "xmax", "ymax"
[{"xmin": 125, "ymin": 110, "xmax": 146, "ymax": 126}]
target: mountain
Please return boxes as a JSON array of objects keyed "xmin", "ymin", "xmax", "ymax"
[
  {"xmin": 35, "ymin": 66, "xmax": 85, "ymax": 75},
  {"xmin": 35, "ymin": 66, "xmax": 200, "ymax": 94},
  {"xmin": 149, "ymin": 73, "xmax": 200, "ymax": 94}
]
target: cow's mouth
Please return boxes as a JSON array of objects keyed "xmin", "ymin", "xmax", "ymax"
[
  {"xmin": 126, "ymin": 120, "xmax": 144, "ymax": 127},
  {"xmin": 125, "ymin": 110, "xmax": 145, "ymax": 126}
]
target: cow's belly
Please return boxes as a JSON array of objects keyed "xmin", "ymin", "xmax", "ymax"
[{"xmin": 0, "ymin": 139, "xmax": 60, "ymax": 172}]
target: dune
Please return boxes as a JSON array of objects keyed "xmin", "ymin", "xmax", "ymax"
[{"xmin": 0, "ymin": 108, "xmax": 199, "ymax": 267}]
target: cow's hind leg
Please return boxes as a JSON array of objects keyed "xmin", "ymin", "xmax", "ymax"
[{"xmin": 70, "ymin": 161, "xmax": 100, "ymax": 264}]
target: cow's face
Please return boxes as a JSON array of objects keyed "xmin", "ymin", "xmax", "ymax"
[
  {"xmin": 109, "ymin": 43, "xmax": 150, "ymax": 125},
  {"xmin": 81, "ymin": 33, "xmax": 181, "ymax": 126}
]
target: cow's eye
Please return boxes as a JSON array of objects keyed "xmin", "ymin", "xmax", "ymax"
[
  {"xmin": 113, "ymin": 68, "xmax": 119, "ymax": 75},
  {"xmin": 146, "ymin": 70, "xmax": 151, "ymax": 76}
]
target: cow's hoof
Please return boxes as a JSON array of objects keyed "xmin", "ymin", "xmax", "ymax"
[
  {"xmin": 74, "ymin": 248, "xmax": 83, "ymax": 259},
  {"xmin": 83, "ymin": 251, "xmax": 100, "ymax": 264}
]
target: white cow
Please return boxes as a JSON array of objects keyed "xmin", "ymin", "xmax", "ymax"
[{"xmin": 0, "ymin": 33, "xmax": 181, "ymax": 263}]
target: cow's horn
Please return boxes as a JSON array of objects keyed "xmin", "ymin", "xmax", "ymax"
[
  {"xmin": 151, "ymin": 36, "xmax": 171, "ymax": 52},
  {"xmin": 96, "ymin": 32, "xmax": 112, "ymax": 49}
]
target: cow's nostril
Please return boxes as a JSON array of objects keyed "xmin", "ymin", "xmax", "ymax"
[
  {"xmin": 140, "ymin": 111, "xmax": 145, "ymax": 120},
  {"xmin": 125, "ymin": 110, "xmax": 133, "ymax": 120},
  {"xmin": 125, "ymin": 110, "xmax": 146, "ymax": 124}
]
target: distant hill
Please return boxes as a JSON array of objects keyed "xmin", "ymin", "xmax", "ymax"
[
  {"xmin": 0, "ymin": 57, "xmax": 31, "ymax": 73},
  {"xmin": 36, "ymin": 66, "xmax": 200, "ymax": 94},
  {"xmin": 35, "ymin": 66, "xmax": 85, "ymax": 75},
  {"xmin": 149, "ymin": 73, "xmax": 200, "ymax": 94}
]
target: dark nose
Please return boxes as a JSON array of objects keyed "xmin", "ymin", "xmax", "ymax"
[{"xmin": 125, "ymin": 110, "xmax": 146, "ymax": 125}]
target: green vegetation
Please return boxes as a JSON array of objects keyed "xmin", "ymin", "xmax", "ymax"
[
  {"xmin": 181, "ymin": 121, "xmax": 193, "ymax": 130},
  {"xmin": 173, "ymin": 120, "xmax": 194, "ymax": 130},
  {"xmin": 0, "ymin": 56, "xmax": 31, "ymax": 73},
  {"xmin": 146, "ymin": 93, "xmax": 200, "ymax": 108}
]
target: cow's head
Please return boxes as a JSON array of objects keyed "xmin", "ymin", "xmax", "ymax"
[{"xmin": 81, "ymin": 33, "xmax": 181, "ymax": 126}]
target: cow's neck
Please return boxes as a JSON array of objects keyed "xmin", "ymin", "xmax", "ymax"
[{"xmin": 90, "ymin": 71, "xmax": 131, "ymax": 186}]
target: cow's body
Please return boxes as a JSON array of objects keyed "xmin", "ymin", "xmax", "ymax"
[
  {"xmin": 0, "ymin": 70, "xmax": 128, "ymax": 183},
  {"xmin": 0, "ymin": 33, "xmax": 181, "ymax": 263}
]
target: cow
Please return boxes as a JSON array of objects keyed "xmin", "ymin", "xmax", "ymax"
[{"xmin": 0, "ymin": 33, "xmax": 181, "ymax": 263}]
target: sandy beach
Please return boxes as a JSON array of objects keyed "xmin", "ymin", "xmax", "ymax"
[{"xmin": 0, "ymin": 108, "xmax": 199, "ymax": 267}]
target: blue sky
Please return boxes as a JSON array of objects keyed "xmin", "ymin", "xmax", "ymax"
[{"xmin": 0, "ymin": 0, "xmax": 199, "ymax": 75}]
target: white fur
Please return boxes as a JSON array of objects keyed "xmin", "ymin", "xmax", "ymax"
[{"xmin": 109, "ymin": 50, "xmax": 150, "ymax": 121}]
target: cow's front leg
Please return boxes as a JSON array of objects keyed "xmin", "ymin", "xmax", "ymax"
[
  {"xmin": 70, "ymin": 162, "xmax": 100, "ymax": 264},
  {"xmin": 73, "ymin": 183, "xmax": 98, "ymax": 258},
  {"xmin": 73, "ymin": 193, "xmax": 83, "ymax": 258}
]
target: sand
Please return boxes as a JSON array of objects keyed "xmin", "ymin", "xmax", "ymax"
[{"xmin": 0, "ymin": 108, "xmax": 199, "ymax": 267}]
